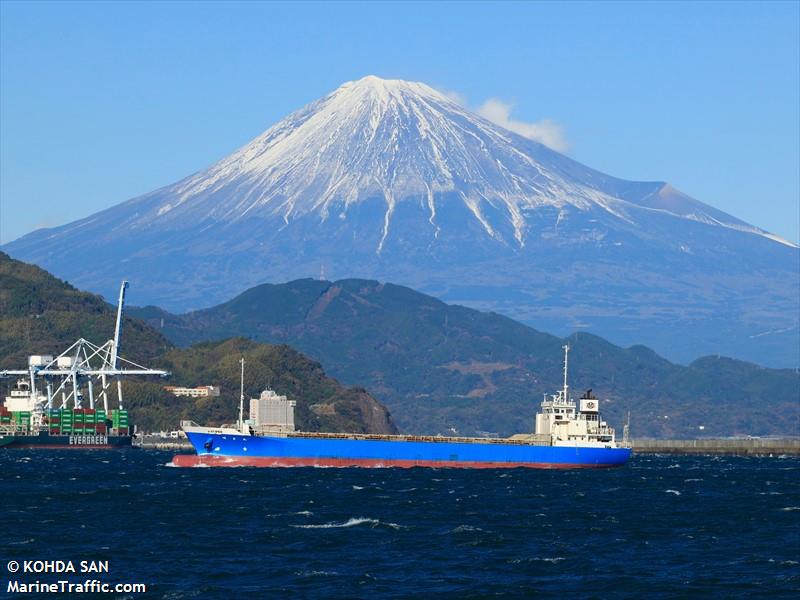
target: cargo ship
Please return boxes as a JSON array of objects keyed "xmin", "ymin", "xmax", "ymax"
[
  {"xmin": 173, "ymin": 346, "xmax": 632, "ymax": 469},
  {"xmin": 0, "ymin": 281, "xmax": 168, "ymax": 450},
  {"xmin": 0, "ymin": 379, "xmax": 133, "ymax": 449}
]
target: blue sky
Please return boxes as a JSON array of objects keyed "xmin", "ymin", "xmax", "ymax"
[{"xmin": 1, "ymin": 0, "xmax": 798, "ymax": 244}]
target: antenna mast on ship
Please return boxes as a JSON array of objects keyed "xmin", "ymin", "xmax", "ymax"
[
  {"xmin": 562, "ymin": 344, "xmax": 570, "ymax": 401},
  {"xmin": 238, "ymin": 357, "xmax": 245, "ymax": 434},
  {"xmin": 623, "ymin": 411, "xmax": 631, "ymax": 444}
]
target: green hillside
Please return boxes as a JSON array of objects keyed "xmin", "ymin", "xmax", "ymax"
[
  {"xmin": 0, "ymin": 251, "xmax": 171, "ymax": 368},
  {"xmin": 132, "ymin": 278, "xmax": 800, "ymax": 438},
  {"xmin": 0, "ymin": 253, "xmax": 396, "ymax": 435}
]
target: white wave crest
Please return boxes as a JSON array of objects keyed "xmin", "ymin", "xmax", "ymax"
[
  {"xmin": 452, "ymin": 524, "xmax": 484, "ymax": 533},
  {"xmin": 291, "ymin": 517, "xmax": 406, "ymax": 530}
]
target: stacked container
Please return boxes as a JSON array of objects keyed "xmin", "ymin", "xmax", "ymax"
[
  {"xmin": 73, "ymin": 409, "xmax": 86, "ymax": 434},
  {"xmin": 48, "ymin": 409, "xmax": 61, "ymax": 434},
  {"xmin": 13, "ymin": 411, "xmax": 32, "ymax": 433},
  {"xmin": 111, "ymin": 409, "xmax": 129, "ymax": 434},
  {"xmin": 95, "ymin": 409, "xmax": 107, "ymax": 434},
  {"xmin": 59, "ymin": 409, "xmax": 74, "ymax": 435},
  {"xmin": 0, "ymin": 407, "xmax": 128, "ymax": 438},
  {"xmin": 83, "ymin": 409, "xmax": 97, "ymax": 435}
]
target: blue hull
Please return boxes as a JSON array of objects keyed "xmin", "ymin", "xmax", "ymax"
[{"xmin": 177, "ymin": 432, "xmax": 631, "ymax": 469}]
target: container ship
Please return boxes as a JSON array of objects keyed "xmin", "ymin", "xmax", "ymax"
[
  {"xmin": 174, "ymin": 346, "xmax": 632, "ymax": 469},
  {"xmin": 0, "ymin": 281, "xmax": 168, "ymax": 450},
  {"xmin": 0, "ymin": 380, "xmax": 133, "ymax": 448}
]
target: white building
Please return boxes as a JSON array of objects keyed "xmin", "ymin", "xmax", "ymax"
[
  {"xmin": 250, "ymin": 389, "xmax": 296, "ymax": 433},
  {"xmin": 164, "ymin": 385, "xmax": 221, "ymax": 398}
]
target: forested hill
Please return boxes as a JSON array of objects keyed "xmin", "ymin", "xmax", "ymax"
[
  {"xmin": 0, "ymin": 251, "xmax": 171, "ymax": 368},
  {"xmin": 0, "ymin": 253, "xmax": 396, "ymax": 434}
]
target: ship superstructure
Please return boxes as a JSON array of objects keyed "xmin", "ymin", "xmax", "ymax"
[
  {"xmin": 533, "ymin": 346, "xmax": 618, "ymax": 447},
  {"xmin": 175, "ymin": 346, "xmax": 631, "ymax": 469}
]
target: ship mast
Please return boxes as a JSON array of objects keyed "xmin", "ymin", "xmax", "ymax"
[
  {"xmin": 562, "ymin": 344, "xmax": 570, "ymax": 401},
  {"xmin": 623, "ymin": 411, "xmax": 631, "ymax": 444},
  {"xmin": 238, "ymin": 357, "xmax": 245, "ymax": 433}
]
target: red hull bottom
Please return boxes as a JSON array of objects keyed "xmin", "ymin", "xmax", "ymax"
[{"xmin": 170, "ymin": 454, "xmax": 619, "ymax": 469}]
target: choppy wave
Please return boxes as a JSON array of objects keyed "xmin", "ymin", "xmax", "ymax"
[
  {"xmin": 291, "ymin": 517, "xmax": 406, "ymax": 530},
  {"xmin": 1, "ymin": 451, "xmax": 798, "ymax": 598},
  {"xmin": 451, "ymin": 524, "xmax": 484, "ymax": 533}
]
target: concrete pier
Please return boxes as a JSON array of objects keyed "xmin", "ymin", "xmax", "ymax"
[{"xmin": 631, "ymin": 438, "xmax": 800, "ymax": 456}]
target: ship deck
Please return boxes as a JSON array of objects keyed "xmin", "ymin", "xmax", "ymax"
[{"xmin": 283, "ymin": 431, "xmax": 552, "ymax": 446}]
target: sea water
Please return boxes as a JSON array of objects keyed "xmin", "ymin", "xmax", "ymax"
[{"xmin": 1, "ymin": 452, "xmax": 798, "ymax": 598}]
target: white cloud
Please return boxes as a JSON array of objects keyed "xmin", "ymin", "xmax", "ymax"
[
  {"xmin": 433, "ymin": 85, "xmax": 569, "ymax": 152},
  {"xmin": 476, "ymin": 98, "xmax": 568, "ymax": 153}
]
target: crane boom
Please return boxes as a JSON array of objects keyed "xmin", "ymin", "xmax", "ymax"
[{"xmin": 110, "ymin": 280, "xmax": 128, "ymax": 368}]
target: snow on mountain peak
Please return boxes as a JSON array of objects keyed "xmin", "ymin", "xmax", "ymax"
[
  {"xmin": 139, "ymin": 76, "xmax": 784, "ymax": 251},
  {"xmin": 337, "ymin": 75, "xmax": 452, "ymax": 103}
]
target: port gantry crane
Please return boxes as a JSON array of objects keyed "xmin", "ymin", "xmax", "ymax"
[{"xmin": 0, "ymin": 281, "xmax": 170, "ymax": 415}]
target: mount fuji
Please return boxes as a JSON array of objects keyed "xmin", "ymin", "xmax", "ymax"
[{"xmin": 5, "ymin": 76, "xmax": 798, "ymax": 366}]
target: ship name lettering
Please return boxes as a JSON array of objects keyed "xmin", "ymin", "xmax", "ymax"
[{"xmin": 69, "ymin": 435, "xmax": 108, "ymax": 445}]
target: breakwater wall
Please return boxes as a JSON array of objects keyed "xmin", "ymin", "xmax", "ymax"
[{"xmin": 632, "ymin": 438, "xmax": 800, "ymax": 456}]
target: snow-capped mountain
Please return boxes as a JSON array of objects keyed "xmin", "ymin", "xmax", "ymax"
[{"xmin": 5, "ymin": 76, "xmax": 798, "ymax": 366}]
